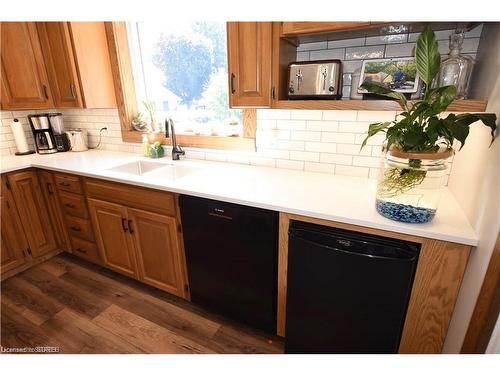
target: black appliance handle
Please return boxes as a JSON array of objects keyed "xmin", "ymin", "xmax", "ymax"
[
  {"xmin": 208, "ymin": 212, "xmax": 233, "ymax": 220},
  {"xmin": 290, "ymin": 230, "xmax": 417, "ymax": 262}
]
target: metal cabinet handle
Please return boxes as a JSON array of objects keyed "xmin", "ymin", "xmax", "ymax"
[
  {"xmin": 70, "ymin": 226, "xmax": 81, "ymax": 232},
  {"xmin": 128, "ymin": 219, "xmax": 134, "ymax": 234},
  {"xmin": 46, "ymin": 183, "xmax": 54, "ymax": 195},
  {"xmin": 42, "ymin": 85, "xmax": 49, "ymax": 99},
  {"xmin": 64, "ymin": 203, "xmax": 76, "ymax": 208},
  {"xmin": 70, "ymin": 84, "xmax": 77, "ymax": 99},
  {"xmin": 230, "ymin": 73, "xmax": 236, "ymax": 94},
  {"xmin": 75, "ymin": 248, "xmax": 87, "ymax": 254},
  {"xmin": 121, "ymin": 218, "xmax": 128, "ymax": 232}
]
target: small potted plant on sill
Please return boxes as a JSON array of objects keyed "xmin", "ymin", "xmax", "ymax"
[{"xmin": 360, "ymin": 26, "xmax": 497, "ymax": 224}]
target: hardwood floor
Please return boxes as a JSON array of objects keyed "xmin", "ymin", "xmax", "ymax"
[{"xmin": 0, "ymin": 253, "xmax": 284, "ymax": 354}]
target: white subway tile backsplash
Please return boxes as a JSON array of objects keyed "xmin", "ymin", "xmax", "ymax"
[
  {"xmin": 306, "ymin": 120, "xmax": 338, "ymax": 132},
  {"xmin": 290, "ymin": 130, "xmax": 321, "ymax": 142},
  {"xmin": 305, "ymin": 141, "xmax": 337, "ymax": 153},
  {"xmin": 365, "ymin": 34, "xmax": 407, "ymax": 45},
  {"xmin": 384, "ymin": 43, "xmax": 415, "ymax": 57},
  {"xmin": 322, "ymin": 110, "xmax": 357, "ymax": 121},
  {"xmin": 296, "ymin": 51, "xmax": 310, "ymax": 61},
  {"xmin": 353, "ymin": 155, "xmax": 381, "ymax": 168},
  {"xmin": 338, "ymin": 121, "xmax": 370, "ymax": 133},
  {"xmin": 337, "ymin": 143, "xmax": 371, "ymax": 156},
  {"xmin": 342, "ymin": 60, "xmax": 363, "ymax": 73},
  {"xmin": 276, "ymin": 120, "xmax": 306, "ymax": 131},
  {"xmin": 290, "ymin": 110, "xmax": 323, "ymax": 120},
  {"xmin": 320, "ymin": 153, "xmax": 353, "ymax": 165},
  {"xmin": 290, "ymin": 150, "xmax": 320, "ymax": 162},
  {"xmin": 310, "ymin": 49, "xmax": 345, "ymax": 60},
  {"xmin": 257, "ymin": 109, "xmax": 290, "ymax": 120},
  {"xmin": 345, "ymin": 45, "xmax": 385, "ymax": 60},
  {"xmin": 327, "ymin": 38, "xmax": 365, "ymax": 49},
  {"xmin": 321, "ymin": 132, "xmax": 356, "ymax": 144},
  {"xmin": 356, "ymin": 111, "xmax": 398, "ymax": 122},
  {"xmin": 297, "ymin": 41, "xmax": 328, "ymax": 51}
]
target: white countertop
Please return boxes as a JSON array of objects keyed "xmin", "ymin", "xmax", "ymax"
[{"xmin": 0, "ymin": 150, "xmax": 478, "ymax": 246}]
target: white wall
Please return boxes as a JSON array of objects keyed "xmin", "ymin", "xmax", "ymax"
[{"xmin": 442, "ymin": 23, "xmax": 500, "ymax": 353}]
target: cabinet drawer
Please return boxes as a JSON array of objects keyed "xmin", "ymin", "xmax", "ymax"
[
  {"xmin": 70, "ymin": 236, "xmax": 100, "ymax": 263},
  {"xmin": 59, "ymin": 191, "xmax": 89, "ymax": 218},
  {"xmin": 54, "ymin": 173, "xmax": 83, "ymax": 194},
  {"xmin": 85, "ymin": 178, "xmax": 176, "ymax": 216},
  {"xmin": 65, "ymin": 216, "xmax": 94, "ymax": 241}
]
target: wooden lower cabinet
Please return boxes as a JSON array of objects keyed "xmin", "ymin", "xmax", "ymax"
[
  {"xmin": 6, "ymin": 170, "xmax": 57, "ymax": 258},
  {"xmin": 38, "ymin": 170, "xmax": 69, "ymax": 251},
  {"xmin": 0, "ymin": 189, "xmax": 28, "ymax": 273},
  {"xmin": 128, "ymin": 208, "xmax": 186, "ymax": 297},
  {"xmin": 88, "ymin": 198, "xmax": 138, "ymax": 278}
]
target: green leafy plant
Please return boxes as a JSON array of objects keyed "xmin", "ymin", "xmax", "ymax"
[
  {"xmin": 142, "ymin": 100, "xmax": 156, "ymax": 126},
  {"xmin": 360, "ymin": 26, "xmax": 497, "ymax": 153}
]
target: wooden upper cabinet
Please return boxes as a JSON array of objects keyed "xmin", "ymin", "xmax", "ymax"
[
  {"xmin": 6, "ymin": 171, "xmax": 57, "ymax": 258},
  {"xmin": 88, "ymin": 198, "xmax": 138, "ymax": 278},
  {"xmin": 37, "ymin": 22, "xmax": 83, "ymax": 108},
  {"xmin": 227, "ymin": 22, "xmax": 272, "ymax": 108},
  {"xmin": 128, "ymin": 208, "xmax": 186, "ymax": 298},
  {"xmin": 0, "ymin": 22, "xmax": 54, "ymax": 109},
  {"xmin": 281, "ymin": 22, "xmax": 372, "ymax": 36},
  {"xmin": 1, "ymin": 178, "xmax": 29, "ymax": 274},
  {"xmin": 37, "ymin": 22, "xmax": 116, "ymax": 109}
]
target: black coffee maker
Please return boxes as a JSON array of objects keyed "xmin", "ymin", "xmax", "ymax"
[
  {"xmin": 28, "ymin": 113, "xmax": 71, "ymax": 153},
  {"xmin": 28, "ymin": 114, "xmax": 58, "ymax": 154}
]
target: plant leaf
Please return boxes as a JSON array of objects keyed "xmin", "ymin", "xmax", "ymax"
[
  {"xmin": 361, "ymin": 122, "xmax": 392, "ymax": 149},
  {"xmin": 359, "ymin": 82, "xmax": 407, "ymax": 108},
  {"xmin": 428, "ymin": 85, "xmax": 457, "ymax": 114},
  {"xmin": 454, "ymin": 113, "xmax": 498, "ymax": 147},
  {"xmin": 415, "ymin": 26, "xmax": 441, "ymax": 87}
]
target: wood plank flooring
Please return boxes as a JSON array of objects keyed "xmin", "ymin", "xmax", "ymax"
[{"xmin": 0, "ymin": 253, "xmax": 284, "ymax": 354}]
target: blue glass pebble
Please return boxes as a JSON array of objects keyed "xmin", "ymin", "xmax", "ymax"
[{"xmin": 375, "ymin": 199, "xmax": 436, "ymax": 224}]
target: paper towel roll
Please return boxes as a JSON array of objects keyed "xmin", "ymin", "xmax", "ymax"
[{"xmin": 10, "ymin": 118, "xmax": 30, "ymax": 153}]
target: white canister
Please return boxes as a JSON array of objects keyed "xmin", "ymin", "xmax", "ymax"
[{"xmin": 10, "ymin": 118, "xmax": 31, "ymax": 154}]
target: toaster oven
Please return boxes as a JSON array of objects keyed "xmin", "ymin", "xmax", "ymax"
[{"xmin": 287, "ymin": 60, "xmax": 342, "ymax": 99}]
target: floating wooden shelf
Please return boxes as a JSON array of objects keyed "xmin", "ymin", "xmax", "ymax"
[{"xmin": 274, "ymin": 99, "xmax": 488, "ymax": 112}]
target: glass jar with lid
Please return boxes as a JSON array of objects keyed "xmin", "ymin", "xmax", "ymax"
[{"xmin": 437, "ymin": 30, "xmax": 474, "ymax": 99}]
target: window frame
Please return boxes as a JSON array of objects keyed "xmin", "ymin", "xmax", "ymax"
[{"xmin": 104, "ymin": 22, "xmax": 256, "ymax": 151}]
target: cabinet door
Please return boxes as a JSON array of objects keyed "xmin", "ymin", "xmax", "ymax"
[
  {"xmin": 88, "ymin": 198, "xmax": 137, "ymax": 278},
  {"xmin": 227, "ymin": 22, "xmax": 272, "ymax": 108},
  {"xmin": 0, "ymin": 22, "xmax": 54, "ymax": 109},
  {"xmin": 37, "ymin": 22, "xmax": 83, "ymax": 108},
  {"xmin": 1, "ymin": 181, "xmax": 29, "ymax": 274},
  {"xmin": 281, "ymin": 22, "xmax": 372, "ymax": 36},
  {"xmin": 7, "ymin": 171, "xmax": 57, "ymax": 258},
  {"xmin": 127, "ymin": 208, "xmax": 186, "ymax": 297},
  {"xmin": 38, "ymin": 170, "xmax": 70, "ymax": 251}
]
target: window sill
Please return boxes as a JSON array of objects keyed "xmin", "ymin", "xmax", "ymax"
[{"xmin": 121, "ymin": 130, "xmax": 256, "ymax": 151}]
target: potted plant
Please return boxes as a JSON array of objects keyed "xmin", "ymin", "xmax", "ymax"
[
  {"xmin": 360, "ymin": 27, "xmax": 497, "ymax": 224},
  {"xmin": 143, "ymin": 100, "xmax": 158, "ymax": 132}
]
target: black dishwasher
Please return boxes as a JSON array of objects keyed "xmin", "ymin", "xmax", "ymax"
[
  {"xmin": 179, "ymin": 195, "xmax": 278, "ymax": 334},
  {"xmin": 285, "ymin": 220, "xmax": 420, "ymax": 353}
]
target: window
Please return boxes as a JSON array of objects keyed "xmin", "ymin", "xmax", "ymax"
[{"xmin": 127, "ymin": 21, "xmax": 245, "ymax": 139}]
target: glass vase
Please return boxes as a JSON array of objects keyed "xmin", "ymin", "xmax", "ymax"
[{"xmin": 375, "ymin": 149, "xmax": 452, "ymax": 224}]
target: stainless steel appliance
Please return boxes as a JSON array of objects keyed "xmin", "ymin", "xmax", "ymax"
[
  {"xmin": 66, "ymin": 128, "xmax": 88, "ymax": 152},
  {"xmin": 28, "ymin": 114, "xmax": 58, "ymax": 154},
  {"xmin": 287, "ymin": 60, "xmax": 342, "ymax": 99},
  {"xmin": 179, "ymin": 195, "xmax": 278, "ymax": 334},
  {"xmin": 285, "ymin": 220, "xmax": 419, "ymax": 353},
  {"xmin": 47, "ymin": 113, "xmax": 71, "ymax": 152}
]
